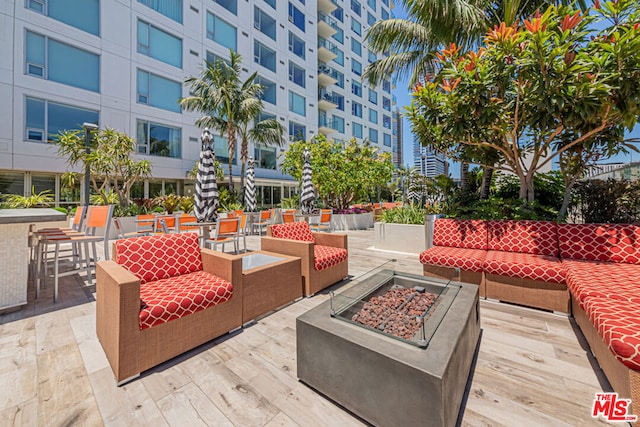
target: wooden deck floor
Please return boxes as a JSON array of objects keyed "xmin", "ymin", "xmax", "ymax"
[{"xmin": 0, "ymin": 229, "xmax": 614, "ymax": 426}]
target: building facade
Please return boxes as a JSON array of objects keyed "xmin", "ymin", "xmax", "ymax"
[
  {"xmin": 413, "ymin": 139, "xmax": 446, "ymax": 178},
  {"xmin": 0, "ymin": 0, "xmax": 395, "ymax": 207},
  {"xmin": 391, "ymin": 107, "xmax": 402, "ymax": 168}
]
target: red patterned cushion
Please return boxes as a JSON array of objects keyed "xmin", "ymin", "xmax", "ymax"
[
  {"xmin": 484, "ymin": 251, "xmax": 565, "ymax": 283},
  {"xmin": 419, "ymin": 246, "xmax": 486, "ymax": 272},
  {"xmin": 563, "ymin": 260, "xmax": 640, "ymax": 308},
  {"xmin": 558, "ymin": 223, "xmax": 640, "ymax": 264},
  {"xmin": 581, "ymin": 297, "xmax": 640, "ymax": 371},
  {"xmin": 115, "ymin": 233, "xmax": 202, "ymax": 284},
  {"xmin": 271, "ymin": 222, "xmax": 315, "ymax": 243},
  {"xmin": 433, "ymin": 219, "xmax": 487, "ymax": 249},
  {"xmin": 314, "ymin": 245, "xmax": 348, "ymax": 271},
  {"xmin": 487, "ymin": 220, "xmax": 558, "ymax": 256},
  {"xmin": 139, "ymin": 270, "xmax": 233, "ymax": 330}
]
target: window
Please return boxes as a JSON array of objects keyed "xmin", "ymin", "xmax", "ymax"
[
  {"xmin": 137, "ymin": 120, "xmax": 181, "ymax": 158},
  {"xmin": 367, "ymin": 12, "xmax": 375, "ymax": 26},
  {"xmin": 369, "ymin": 128, "xmax": 378, "ymax": 143},
  {"xmin": 214, "ymin": 0, "xmax": 237, "ymax": 14},
  {"xmin": 334, "ymin": 48, "xmax": 344, "ymax": 66},
  {"xmin": 351, "ymin": 39, "xmax": 361, "ymax": 56},
  {"xmin": 383, "ymin": 96, "xmax": 391, "ymax": 111},
  {"xmin": 28, "ymin": 0, "xmax": 100, "ymax": 35},
  {"xmin": 352, "ymin": 58, "xmax": 362, "ymax": 76},
  {"xmin": 352, "ymin": 101, "xmax": 362, "ymax": 117},
  {"xmin": 332, "ymin": 5, "xmax": 343, "ymax": 22},
  {"xmin": 256, "ymin": 76, "xmax": 276, "ymax": 104},
  {"xmin": 289, "ymin": 91, "xmax": 305, "ymax": 116},
  {"xmin": 352, "ymin": 122, "xmax": 363, "ymax": 138},
  {"xmin": 383, "ymin": 79, "xmax": 391, "ymax": 93},
  {"xmin": 369, "ymin": 109, "xmax": 378, "ymax": 124},
  {"xmin": 264, "ymin": 0, "xmax": 276, "ymax": 9},
  {"xmin": 206, "ymin": 51, "xmax": 230, "ymax": 67},
  {"xmin": 288, "ymin": 2, "xmax": 305, "ymax": 31},
  {"xmin": 289, "ymin": 121, "xmax": 306, "ymax": 141},
  {"xmin": 288, "ymin": 32, "xmax": 305, "ymax": 59},
  {"xmin": 335, "ymin": 94, "xmax": 345, "ymax": 111},
  {"xmin": 254, "ymin": 40, "xmax": 276, "ymax": 72},
  {"xmin": 255, "ymin": 145, "xmax": 277, "ymax": 169},
  {"xmin": 352, "ymin": 80, "xmax": 362, "ymax": 97},
  {"xmin": 26, "ymin": 31, "xmax": 100, "ymax": 92},
  {"xmin": 25, "ymin": 97, "xmax": 98, "ymax": 142},
  {"xmin": 254, "ymin": 6, "xmax": 276, "ymax": 40},
  {"xmin": 381, "ymin": 8, "xmax": 389, "ymax": 20},
  {"xmin": 381, "ymin": 0, "xmax": 389, "ymax": 5},
  {"xmin": 212, "ymin": 134, "xmax": 236, "ymax": 164},
  {"xmin": 367, "ymin": 0, "xmax": 376, "ymax": 11},
  {"xmin": 289, "ymin": 61, "xmax": 305, "ymax": 88},
  {"xmin": 138, "ymin": 0, "xmax": 182, "ymax": 23},
  {"xmin": 383, "ymin": 133, "xmax": 391, "ymax": 147},
  {"xmin": 383, "ymin": 115, "xmax": 391, "ymax": 129},
  {"xmin": 351, "ymin": 0, "xmax": 361, "ymax": 16},
  {"xmin": 332, "ymin": 115, "xmax": 345, "ymax": 133},
  {"xmin": 368, "ymin": 50, "xmax": 377, "ymax": 63},
  {"xmin": 351, "ymin": 17, "xmax": 361, "ymax": 36},
  {"xmin": 368, "ymin": 88, "xmax": 377, "ymax": 104},
  {"xmin": 137, "ymin": 20, "xmax": 182, "ymax": 68},
  {"xmin": 332, "ymin": 27, "xmax": 343, "ymax": 44},
  {"xmin": 335, "ymin": 70, "xmax": 344, "ymax": 88},
  {"xmin": 137, "ymin": 69, "xmax": 181, "ymax": 113},
  {"xmin": 206, "ymin": 12, "xmax": 237, "ymax": 51}
]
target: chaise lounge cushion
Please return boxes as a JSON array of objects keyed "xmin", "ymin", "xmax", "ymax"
[
  {"xmin": 314, "ymin": 245, "xmax": 348, "ymax": 271},
  {"xmin": 271, "ymin": 221, "xmax": 315, "ymax": 243},
  {"xmin": 433, "ymin": 219, "xmax": 488, "ymax": 250},
  {"xmin": 419, "ymin": 247, "xmax": 486, "ymax": 272},
  {"xmin": 558, "ymin": 223, "xmax": 640, "ymax": 264},
  {"xmin": 487, "ymin": 220, "xmax": 558, "ymax": 256},
  {"xmin": 581, "ymin": 296, "xmax": 640, "ymax": 371},
  {"xmin": 139, "ymin": 270, "xmax": 233, "ymax": 330},
  {"xmin": 484, "ymin": 251, "xmax": 565, "ymax": 283}
]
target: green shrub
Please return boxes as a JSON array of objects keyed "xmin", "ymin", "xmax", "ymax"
[
  {"xmin": 379, "ymin": 204, "xmax": 427, "ymax": 224},
  {"xmin": 53, "ymin": 207, "xmax": 68, "ymax": 215},
  {"xmin": 2, "ymin": 187, "xmax": 54, "ymax": 208}
]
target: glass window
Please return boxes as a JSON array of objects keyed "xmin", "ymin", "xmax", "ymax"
[
  {"xmin": 137, "ymin": 20, "xmax": 182, "ymax": 68},
  {"xmin": 26, "ymin": 96, "xmax": 99, "ymax": 143},
  {"xmin": 368, "ymin": 49, "xmax": 377, "ymax": 63},
  {"xmin": 137, "ymin": 69, "xmax": 181, "ymax": 113},
  {"xmin": 367, "ymin": 12, "xmax": 375, "ymax": 26},
  {"xmin": 264, "ymin": 0, "xmax": 276, "ymax": 9},
  {"xmin": 137, "ymin": 120, "xmax": 182, "ymax": 158},
  {"xmin": 214, "ymin": 0, "xmax": 237, "ymax": 14},
  {"xmin": 206, "ymin": 12, "xmax": 237, "ymax": 51},
  {"xmin": 352, "ymin": 58, "xmax": 362, "ymax": 76},
  {"xmin": 351, "ymin": 17, "xmax": 361, "ymax": 36},
  {"xmin": 255, "ymin": 145, "xmax": 277, "ymax": 169},
  {"xmin": 138, "ymin": 0, "xmax": 182, "ymax": 23},
  {"xmin": 289, "ymin": 91, "xmax": 305, "ymax": 116},
  {"xmin": 332, "ymin": 27, "xmax": 343, "ymax": 44},
  {"xmin": 335, "ymin": 94, "xmax": 345, "ymax": 111},
  {"xmin": 383, "ymin": 79, "xmax": 391, "ymax": 93},
  {"xmin": 383, "ymin": 96, "xmax": 391, "ymax": 111},
  {"xmin": 289, "ymin": 61, "xmax": 305, "ymax": 88},
  {"xmin": 381, "ymin": 0, "xmax": 389, "ymax": 5},
  {"xmin": 255, "ymin": 76, "xmax": 276, "ymax": 104},
  {"xmin": 369, "ymin": 128, "xmax": 378, "ymax": 143},
  {"xmin": 213, "ymin": 134, "xmax": 236, "ymax": 164},
  {"xmin": 369, "ymin": 109, "xmax": 378, "ymax": 124},
  {"xmin": 28, "ymin": 0, "xmax": 100, "ymax": 35},
  {"xmin": 254, "ymin": 40, "xmax": 276, "ymax": 72},
  {"xmin": 352, "ymin": 122, "xmax": 362, "ymax": 138},
  {"xmin": 383, "ymin": 133, "xmax": 391, "ymax": 147},
  {"xmin": 288, "ymin": 2, "xmax": 305, "ymax": 31},
  {"xmin": 368, "ymin": 88, "xmax": 377, "ymax": 104},
  {"xmin": 335, "ymin": 70, "xmax": 344, "ymax": 88},
  {"xmin": 352, "ymin": 80, "xmax": 362, "ymax": 97},
  {"xmin": 332, "ymin": 5, "xmax": 343, "ymax": 22},
  {"xmin": 367, "ymin": 0, "xmax": 376, "ymax": 12},
  {"xmin": 0, "ymin": 172, "xmax": 25, "ymax": 196},
  {"xmin": 334, "ymin": 48, "xmax": 344, "ymax": 66},
  {"xmin": 383, "ymin": 115, "xmax": 391, "ymax": 129},
  {"xmin": 289, "ymin": 121, "xmax": 306, "ymax": 141},
  {"xmin": 288, "ymin": 31, "xmax": 305, "ymax": 59},
  {"xmin": 351, "ymin": 0, "xmax": 361, "ymax": 16},
  {"xmin": 352, "ymin": 101, "xmax": 362, "ymax": 118},
  {"xmin": 381, "ymin": 8, "xmax": 389, "ymax": 20},
  {"xmin": 206, "ymin": 51, "xmax": 230, "ymax": 67},
  {"xmin": 254, "ymin": 6, "xmax": 276, "ymax": 40},
  {"xmin": 351, "ymin": 39, "xmax": 361, "ymax": 56},
  {"xmin": 32, "ymin": 174, "xmax": 55, "ymax": 199},
  {"xmin": 332, "ymin": 115, "xmax": 345, "ymax": 133},
  {"xmin": 26, "ymin": 31, "xmax": 100, "ymax": 92}
]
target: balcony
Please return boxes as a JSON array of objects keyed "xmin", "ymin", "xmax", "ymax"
[
  {"xmin": 318, "ymin": 0, "xmax": 337, "ymax": 14},
  {"xmin": 318, "ymin": 64, "xmax": 338, "ymax": 87},
  {"xmin": 318, "ymin": 115, "xmax": 338, "ymax": 135},
  {"xmin": 318, "ymin": 90, "xmax": 339, "ymax": 111},
  {"xmin": 318, "ymin": 38, "xmax": 338, "ymax": 63},
  {"xmin": 318, "ymin": 12, "xmax": 338, "ymax": 38}
]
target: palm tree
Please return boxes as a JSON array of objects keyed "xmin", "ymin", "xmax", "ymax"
[{"xmin": 180, "ymin": 50, "xmax": 264, "ymax": 191}]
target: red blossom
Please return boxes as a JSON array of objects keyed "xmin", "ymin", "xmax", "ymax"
[
  {"xmin": 560, "ymin": 11, "xmax": 582, "ymax": 32},
  {"xmin": 594, "ymin": 0, "xmax": 600, "ymax": 9},
  {"xmin": 439, "ymin": 78, "xmax": 461, "ymax": 92}
]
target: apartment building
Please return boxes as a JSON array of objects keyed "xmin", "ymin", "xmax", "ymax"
[
  {"xmin": 413, "ymin": 139, "xmax": 447, "ymax": 178},
  {"xmin": 0, "ymin": 0, "xmax": 395, "ymax": 207}
]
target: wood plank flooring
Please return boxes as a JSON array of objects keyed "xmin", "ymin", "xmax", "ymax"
[{"xmin": 0, "ymin": 229, "xmax": 617, "ymax": 426}]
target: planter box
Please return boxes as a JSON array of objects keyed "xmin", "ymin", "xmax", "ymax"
[
  {"xmin": 330, "ymin": 212, "xmax": 373, "ymax": 231},
  {"xmin": 373, "ymin": 222, "xmax": 427, "ymax": 254}
]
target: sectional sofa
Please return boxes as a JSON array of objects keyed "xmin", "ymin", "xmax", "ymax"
[{"xmin": 420, "ymin": 219, "xmax": 640, "ymax": 414}]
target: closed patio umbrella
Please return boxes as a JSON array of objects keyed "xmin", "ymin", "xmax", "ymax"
[
  {"xmin": 245, "ymin": 157, "xmax": 257, "ymax": 212},
  {"xmin": 194, "ymin": 128, "xmax": 219, "ymax": 222},
  {"xmin": 300, "ymin": 148, "xmax": 315, "ymax": 215},
  {"xmin": 407, "ymin": 175, "xmax": 419, "ymax": 204}
]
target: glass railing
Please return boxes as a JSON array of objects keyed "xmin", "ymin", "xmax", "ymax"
[
  {"xmin": 318, "ymin": 38, "xmax": 338, "ymax": 55},
  {"xmin": 318, "ymin": 12, "xmax": 339, "ymax": 29}
]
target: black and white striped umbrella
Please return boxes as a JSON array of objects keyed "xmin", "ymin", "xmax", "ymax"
[
  {"xmin": 407, "ymin": 175, "xmax": 420, "ymax": 204},
  {"xmin": 194, "ymin": 128, "xmax": 219, "ymax": 222},
  {"xmin": 245, "ymin": 157, "xmax": 257, "ymax": 212},
  {"xmin": 300, "ymin": 148, "xmax": 315, "ymax": 214}
]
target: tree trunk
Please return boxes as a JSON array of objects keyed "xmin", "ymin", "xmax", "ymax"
[
  {"xmin": 480, "ymin": 166, "xmax": 494, "ymax": 199},
  {"xmin": 227, "ymin": 127, "xmax": 235, "ymax": 190},
  {"xmin": 558, "ymin": 178, "xmax": 576, "ymax": 221},
  {"xmin": 518, "ymin": 174, "xmax": 535, "ymax": 202},
  {"xmin": 460, "ymin": 162, "xmax": 470, "ymax": 193}
]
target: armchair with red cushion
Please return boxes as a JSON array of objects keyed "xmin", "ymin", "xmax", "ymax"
[{"xmin": 261, "ymin": 222, "xmax": 348, "ymax": 296}]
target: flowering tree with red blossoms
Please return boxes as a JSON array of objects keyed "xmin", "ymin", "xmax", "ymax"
[{"xmin": 407, "ymin": 0, "xmax": 640, "ymax": 205}]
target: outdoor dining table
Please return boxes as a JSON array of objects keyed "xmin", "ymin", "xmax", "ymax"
[
  {"xmin": 295, "ymin": 213, "xmax": 320, "ymax": 223},
  {"xmin": 182, "ymin": 221, "xmax": 216, "ymax": 247}
]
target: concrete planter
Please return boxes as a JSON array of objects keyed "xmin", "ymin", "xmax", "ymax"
[
  {"xmin": 330, "ymin": 212, "xmax": 373, "ymax": 230},
  {"xmin": 373, "ymin": 222, "xmax": 427, "ymax": 254}
]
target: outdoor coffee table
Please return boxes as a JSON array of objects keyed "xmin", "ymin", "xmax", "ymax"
[
  {"xmin": 296, "ymin": 261, "xmax": 481, "ymax": 427},
  {"xmin": 239, "ymin": 251, "xmax": 302, "ymax": 323}
]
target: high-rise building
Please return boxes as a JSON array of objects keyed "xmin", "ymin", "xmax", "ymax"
[
  {"xmin": 0, "ymin": 0, "xmax": 395, "ymax": 206},
  {"xmin": 413, "ymin": 138, "xmax": 447, "ymax": 178},
  {"xmin": 391, "ymin": 107, "xmax": 402, "ymax": 168}
]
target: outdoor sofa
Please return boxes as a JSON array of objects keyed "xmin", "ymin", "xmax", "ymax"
[
  {"xmin": 420, "ymin": 218, "xmax": 640, "ymax": 415},
  {"xmin": 96, "ymin": 232, "xmax": 242, "ymax": 384}
]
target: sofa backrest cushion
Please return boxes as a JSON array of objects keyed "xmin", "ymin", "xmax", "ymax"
[
  {"xmin": 115, "ymin": 232, "xmax": 203, "ymax": 284},
  {"xmin": 558, "ymin": 223, "xmax": 640, "ymax": 264},
  {"xmin": 487, "ymin": 220, "xmax": 558, "ymax": 256},
  {"xmin": 271, "ymin": 221, "xmax": 315, "ymax": 243},
  {"xmin": 433, "ymin": 219, "xmax": 487, "ymax": 250}
]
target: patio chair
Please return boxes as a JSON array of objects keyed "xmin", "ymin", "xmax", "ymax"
[
  {"xmin": 310, "ymin": 209, "xmax": 332, "ymax": 232},
  {"xmin": 177, "ymin": 214, "xmax": 199, "ymax": 232},
  {"xmin": 207, "ymin": 217, "xmax": 241, "ymax": 253},
  {"xmin": 252, "ymin": 209, "xmax": 272, "ymax": 235},
  {"xmin": 282, "ymin": 210, "xmax": 297, "ymax": 223},
  {"xmin": 134, "ymin": 214, "xmax": 155, "ymax": 235}
]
